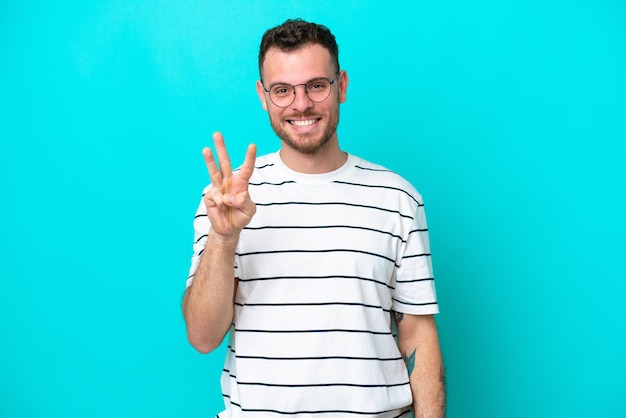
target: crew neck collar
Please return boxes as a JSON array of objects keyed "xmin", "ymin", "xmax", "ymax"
[{"xmin": 272, "ymin": 151, "xmax": 354, "ymax": 185}]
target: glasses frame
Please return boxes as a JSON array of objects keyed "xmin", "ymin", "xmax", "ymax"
[{"xmin": 261, "ymin": 72, "xmax": 340, "ymax": 108}]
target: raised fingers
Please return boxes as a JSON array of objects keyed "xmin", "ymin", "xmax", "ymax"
[
  {"xmin": 212, "ymin": 132, "xmax": 233, "ymax": 179},
  {"xmin": 237, "ymin": 143, "xmax": 258, "ymax": 182},
  {"xmin": 202, "ymin": 147, "xmax": 223, "ymax": 187},
  {"xmin": 203, "ymin": 132, "xmax": 256, "ymax": 190}
]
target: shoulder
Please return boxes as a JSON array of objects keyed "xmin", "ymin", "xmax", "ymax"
[
  {"xmin": 252, "ymin": 152, "xmax": 279, "ymax": 171},
  {"xmin": 348, "ymin": 155, "xmax": 424, "ymax": 206},
  {"xmin": 227, "ymin": 152, "xmax": 281, "ymax": 183}
]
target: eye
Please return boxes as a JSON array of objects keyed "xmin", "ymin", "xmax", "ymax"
[
  {"xmin": 271, "ymin": 85, "xmax": 292, "ymax": 97},
  {"xmin": 308, "ymin": 81, "xmax": 328, "ymax": 91}
]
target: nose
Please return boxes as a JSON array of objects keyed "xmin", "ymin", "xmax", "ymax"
[{"xmin": 290, "ymin": 84, "xmax": 314, "ymax": 111}]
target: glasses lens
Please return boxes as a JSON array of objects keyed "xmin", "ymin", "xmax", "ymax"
[
  {"xmin": 269, "ymin": 84, "xmax": 294, "ymax": 107},
  {"xmin": 306, "ymin": 79, "xmax": 331, "ymax": 102},
  {"xmin": 267, "ymin": 76, "xmax": 335, "ymax": 107}
]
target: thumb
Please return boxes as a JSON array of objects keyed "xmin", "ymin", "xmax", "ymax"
[{"xmin": 223, "ymin": 191, "xmax": 256, "ymax": 215}]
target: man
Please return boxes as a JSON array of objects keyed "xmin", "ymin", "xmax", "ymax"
[{"xmin": 183, "ymin": 19, "xmax": 445, "ymax": 418}]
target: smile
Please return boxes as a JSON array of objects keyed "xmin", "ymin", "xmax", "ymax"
[{"xmin": 288, "ymin": 119, "xmax": 319, "ymax": 127}]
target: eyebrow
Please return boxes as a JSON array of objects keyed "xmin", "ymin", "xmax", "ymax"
[{"xmin": 268, "ymin": 76, "xmax": 331, "ymax": 89}]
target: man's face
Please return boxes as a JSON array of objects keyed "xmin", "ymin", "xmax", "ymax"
[{"xmin": 256, "ymin": 44, "xmax": 348, "ymax": 155}]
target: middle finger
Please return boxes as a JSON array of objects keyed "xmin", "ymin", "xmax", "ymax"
[{"xmin": 213, "ymin": 132, "xmax": 233, "ymax": 179}]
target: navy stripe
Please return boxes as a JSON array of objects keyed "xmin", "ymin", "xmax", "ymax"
[
  {"xmin": 237, "ymin": 405, "xmax": 408, "ymax": 416},
  {"xmin": 244, "ymin": 224, "xmax": 405, "ymax": 242},
  {"xmin": 236, "ymin": 381, "xmax": 409, "ymax": 388},
  {"xmin": 234, "ymin": 328, "xmax": 393, "ymax": 335},
  {"xmin": 250, "ymin": 180, "xmax": 296, "ymax": 186},
  {"xmin": 236, "ymin": 355, "xmax": 402, "ymax": 361},
  {"xmin": 332, "ymin": 180, "xmax": 422, "ymax": 206},
  {"xmin": 392, "ymin": 298, "xmax": 438, "ymax": 306},
  {"xmin": 237, "ymin": 248, "xmax": 398, "ymax": 267},
  {"xmin": 354, "ymin": 165, "xmax": 393, "ymax": 173},
  {"xmin": 402, "ymin": 253, "xmax": 431, "ymax": 260},
  {"xmin": 395, "ymin": 277, "xmax": 434, "ymax": 283},
  {"xmin": 235, "ymin": 301, "xmax": 388, "ymax": 310},
  {"xmin": 236, "ymin": 275, "xmax": 394, "ymax": 290},
  {"xmin": 402, "ymin": 253, "xmax": 430, "ymax": 260},
  {"xmin": 194, "ymin": 233, "xmax": 207, "ymax": 244},
  {"xmin": 255, "ymin": 201, "xmax": 415, "ymax": 220}
]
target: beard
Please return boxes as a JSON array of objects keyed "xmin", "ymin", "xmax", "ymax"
[{"xmin": 269, "ymin": 106, "xmax": 340, "ymax": 155}]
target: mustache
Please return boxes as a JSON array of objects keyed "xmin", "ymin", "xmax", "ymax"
[{"xmin": 285, "ymin": 111, "xmax": 320, "ymax": 118}]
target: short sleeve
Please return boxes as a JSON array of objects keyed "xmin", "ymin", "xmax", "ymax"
[
  {"xmin": 186, "ymin": 186, "xmax": 211, "ymax": 288},
  {"xmin": 392, "ymin": 201, "xmax": 439, "ymax": 315}
]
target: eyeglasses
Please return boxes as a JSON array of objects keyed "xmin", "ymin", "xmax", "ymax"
[{"xmin": 261, "ymin": 72, "xmax": 339, "ymax": 108}]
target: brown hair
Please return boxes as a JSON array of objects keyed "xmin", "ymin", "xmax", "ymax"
[{"xmin": 258, "ymin": 18, "xmax": 340, "ymax": 78}]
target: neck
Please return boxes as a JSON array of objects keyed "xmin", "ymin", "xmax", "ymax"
[{"xmin": 279, "ymin": 139, "xmax": 347, "ymax": 174}]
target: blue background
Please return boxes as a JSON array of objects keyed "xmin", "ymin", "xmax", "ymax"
[{"xmin": 1, "ymin": 1, "xmax": 625, "ymax": 417}]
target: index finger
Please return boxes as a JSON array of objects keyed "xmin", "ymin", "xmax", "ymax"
[{"xmin": 237, "ymin": 143, "xmax": 257, "ymax": 182}]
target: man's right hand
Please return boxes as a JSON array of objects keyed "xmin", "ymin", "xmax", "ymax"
[{"xmin": 202, "ymin": 132, "xmax": 257, "ymax": 240}]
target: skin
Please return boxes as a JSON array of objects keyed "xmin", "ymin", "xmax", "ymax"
[
  {"xmin": 396, "ymin": 312, "xmax": 446, "ymax": 418},
  {"xmin": 182, "ymin": 42, "xmax": 446, "ymax": 416},
  {"xmin": 255, "ymin": 44, "xmax": 349, "ymax": 174},
  {"xmin": 182, "ymin": 132, "xmax": 257, "ymax": 353}
]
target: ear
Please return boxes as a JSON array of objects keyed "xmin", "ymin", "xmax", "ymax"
[
  {"xmin": 337, "ymin": 70, "xmax": 349, "ymax": 104},
  {"xmin": 256, "ymin": 80, "xmax": 268, "ymax": 111}
]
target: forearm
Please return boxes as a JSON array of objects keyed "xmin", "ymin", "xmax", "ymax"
[
  {"xmin": 183, "ymin": 231, "xmax": 239, "ymax": 353},
  {"xmin": 397, "ymin": 314, "xmax": 446, "ymax": 418}
]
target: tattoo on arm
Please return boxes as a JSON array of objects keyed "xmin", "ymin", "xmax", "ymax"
[
  {"xmin": 394, "ymin": 311, "xmax": 404, "ymax": 324},
  {"xmin": 394, "ymin": 312, "xmax": 415, "ymax": 375},
  {"xmin": 402, "ymin": 349, "xmax": 416, "ymax": 376}
]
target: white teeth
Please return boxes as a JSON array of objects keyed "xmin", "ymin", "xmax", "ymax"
[{"xmin": 290, "ymin": 119, "xmax": 316, "ymax": 127}]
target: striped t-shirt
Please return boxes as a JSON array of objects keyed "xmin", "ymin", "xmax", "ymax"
[{"xmin": 187, "ymin": 152, "xmax": 439, "ymax": 418}]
